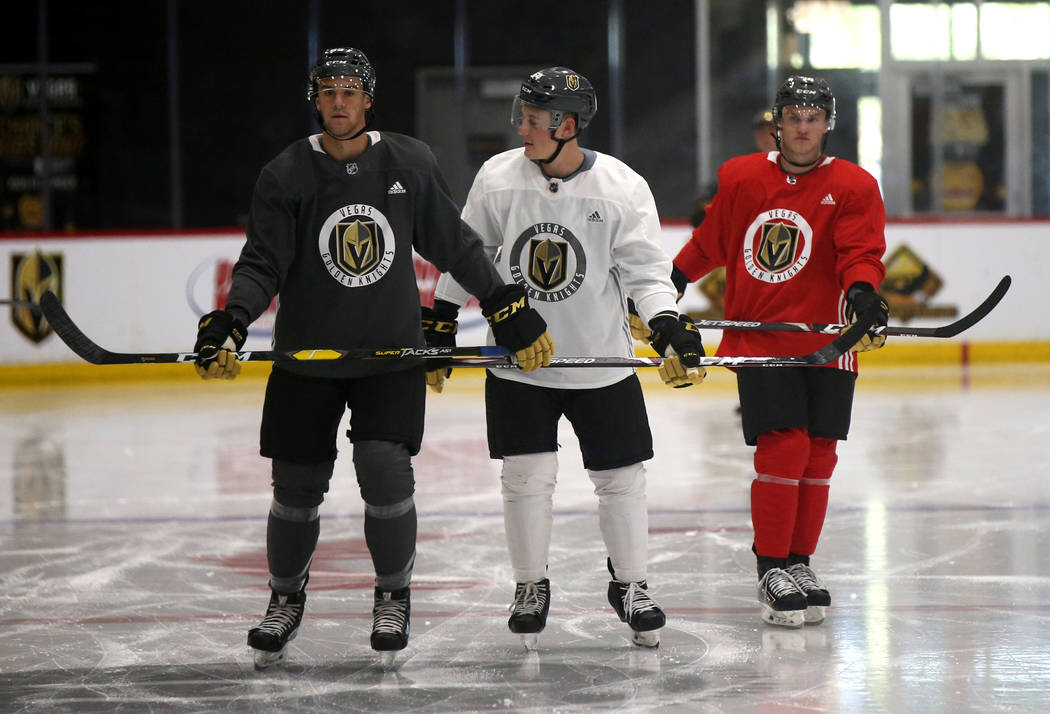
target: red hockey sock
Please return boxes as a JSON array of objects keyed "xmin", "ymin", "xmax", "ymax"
[
  {"xmin": 751, "ymin": 429, "xmax": 809, "ymax": 558},
  {"xmin": 751, "ymin": 478, "xmax": 800, "ymax": 558},
  {"xmin": 790, "ymin": 436, "xmax": 838, "ymax": 556}
]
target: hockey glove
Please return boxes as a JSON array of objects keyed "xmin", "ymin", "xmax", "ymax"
[
  {"xmin": 670, "ymin": 264, "xmax": 690, "ymax": 301},
  {"xmin": 649, "ymin": 312, "xmax": 707, "ymax": 388},
  {"xmin": 626, "ymin": 298, "xmax": 651, "ymax": 342},
  {"xmin": 421, "ymin": 300, "xmax": 459, "ymax": 393},
  {"xmin": 194, "ymin": 309, "xmax": 247, "ymax": 380},
  {"xmin": 480, "ymin": 284, "xmax": 553, "ymax": 372},
  {"xmin": 845, "ymin": 282, "xmax": 889, "ymax": 352}
]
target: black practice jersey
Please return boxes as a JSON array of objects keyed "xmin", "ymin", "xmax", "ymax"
[{"xmin": 226, "ymin": 131, "xmax": 502, "ymax": 378}]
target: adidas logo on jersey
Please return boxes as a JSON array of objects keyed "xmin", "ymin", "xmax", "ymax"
[
  {"xmin": 820, "ymin": 193, "xmax": 835, "ymax": 205},
  {"xmin": 587, "ymin": 210, "xmax": 604, "ymax": 223},
  {"xmin": 388, "ymin": 181, "xmax": 407, "ymax": 195}
]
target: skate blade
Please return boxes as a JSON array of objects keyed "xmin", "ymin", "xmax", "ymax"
[
  {"xmin": 761, "ymin": 605, "xmax": 805, "ymax": 628},
  {"xmin": 631, "ymin": 629, "xmax": 660, "ymax": 648},
  {"xmin": 252, "ymin": 647, "xmax": 287, "ymax": 670},
  {"xmin": 804, "ymin": 605, "xmax": 826, "ymax": 624},
  {"xmin": 519, "ymin": 634, "xmax": 539, "ymax": 651},
  {"xmin": 378, "ymin": 650, "xmax": 398, "ymax": 668}
]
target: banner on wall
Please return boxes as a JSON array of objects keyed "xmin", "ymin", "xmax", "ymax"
[{"xmin": 0, "ymin": 222, "xmax": 1038, "ymax": 365}]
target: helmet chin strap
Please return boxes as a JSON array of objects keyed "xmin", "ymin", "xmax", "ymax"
[
  {"xmin": 317, "ymin": 106, "xmax": 374, "ymax": 142},
  {"xmin": 774, "ymin": 128, "xmax": 830, "ymax": 170},
  {"xmin": 323, "ymin": 123, "xmax": 368, "ymax": 142},
  {"xmin": 535, "ymin": 128, "xmax": 580, "ymax": 165}
]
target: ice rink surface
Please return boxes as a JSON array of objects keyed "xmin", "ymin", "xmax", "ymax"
[{"xmin": 1, "ymin": 364, "xmax": 1048, "ymax": 713}]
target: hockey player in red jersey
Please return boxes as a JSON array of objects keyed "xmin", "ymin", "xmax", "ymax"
[{"xmin": 673, "ymin": 75, "xmax": 889, "ymax": 628}]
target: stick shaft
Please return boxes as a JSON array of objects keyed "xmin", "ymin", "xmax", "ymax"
[{"xmin": 692, "ymin": 276, "xmax": 1010, "ymax": 338}]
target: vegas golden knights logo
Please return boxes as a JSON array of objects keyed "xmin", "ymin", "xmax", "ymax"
[
  {"xmin": 528, "ymin": 238, "xmax": 567, "ymax": 290},
  {"xmin": 756, "ymin": 222, "xmax": 800, "ymax": 273},
  {"xmin": 11, "ymin": 250, "xmax": 62, "ymax": 343},
  {"xmin": 336, "ymin": 219, "xmax": 381, "ymax": 276},
  {"xmin": 566, "ymin": 74, "xmax": 580, "ymax": 91}
]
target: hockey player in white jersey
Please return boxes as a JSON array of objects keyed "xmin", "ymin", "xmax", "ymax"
[{"xmin": 425, "ymin": 67, "xmax": 706, "ymax": 649}]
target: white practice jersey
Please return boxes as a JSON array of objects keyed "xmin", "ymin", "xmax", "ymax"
[{"xmin": 435, "ymin": 147, "xmax": 679, "ymax": 389}]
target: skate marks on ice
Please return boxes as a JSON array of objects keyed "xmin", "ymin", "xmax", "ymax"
[
  {"xmin": 0, "ymin": 616, "xmax": 721, "ymax": 712},
  {"xmin": 0, "ymin": 511, "xmax": 713, "ymax": 712},
  {"xmin": 2, "ymin": 372, "xmax": 1050, "ymax": 711}
]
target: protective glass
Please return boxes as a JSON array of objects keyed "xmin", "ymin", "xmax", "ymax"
[
  {"xmin": 777, "ymin": 105, "xmax": 832, "ymax": 131},
  {"xmin": 315, "ymin": 76, "xmax": 367, "ymax": 100},
  {"xmin": 510, "ymin": 97, "xmax": 562, "ymax": 130}
]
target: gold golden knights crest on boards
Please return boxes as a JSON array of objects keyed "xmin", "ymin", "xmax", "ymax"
[{"xmin": 10, "ymin": 250, "xmax": 62, "ymax": 343}]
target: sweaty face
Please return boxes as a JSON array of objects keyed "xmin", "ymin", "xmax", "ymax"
[
  {"xmin": 777, "ymin": 105, "xmax": 828, "ymax": 166},
  {"xmin": 315, "ymin": 76, "xmax": 372, "ymax": 138}
]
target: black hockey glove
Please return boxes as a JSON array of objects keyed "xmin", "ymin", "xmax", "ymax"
[
  {"xmin": 670, "ymin": 264, "xmax": 690, "ymax": 300},
  {"xmin": 194, "ymin": 309, "xmax": 247, "ymax": 380},
  {"xmin": 421, "ymin": 299, "xmax": 459, "ymax": 393},
  {"xmin": 649, "ymin": 312, "xmax": 706, "ymax": 388},
  {"xmin": 480, "ymin": 284, "xmax": 553, "ymax": 372},
  {"xmin": 628, "ymin": 265, "xmax": 691, "ymax": 344},
  {"xmin": 845, "ymin": 281, "xmax": 889, "ymax": 352}
]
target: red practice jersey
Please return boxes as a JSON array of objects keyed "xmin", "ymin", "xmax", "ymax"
[{"xmin": 674, "ymin": 151, "xmax": 886, "ymax": 372}]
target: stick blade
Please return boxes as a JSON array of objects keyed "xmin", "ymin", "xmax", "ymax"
[
  {"xmin": 39, "ymin": 290, "xmax": 113, "ymax": 364},
  {"xmin": 934, "ymin": 274, "xmax": 1011, "ymax": 338}
]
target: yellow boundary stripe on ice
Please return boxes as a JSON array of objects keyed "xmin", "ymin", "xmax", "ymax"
[
  {"xmin": 1, "ymin": 341, "xmax": 1048, "ymax": 387},
  {"xmin": 634, "ymin": 340, "xmax": 1050, "ymax": 365}
]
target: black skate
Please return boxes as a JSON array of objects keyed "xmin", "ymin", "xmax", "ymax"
[
  {"xmin": 507, "ymin": 578, "xmax": 550, "ymax": 651},
  {"xmin": 247, "ymin": 585, "xmax": 306, "ymax": 670},
  {"xmin": 371, "ymin": 586, "xmax": 410, "ymax": 666},
  {"xmin": 607, "ymin": 559, "xmax": 665, "ymax": 648},
  {"xmin": 786, "ymin": 563, "xmax": 831, "ymax": 624},
  {"xmin": 757, "ymin": 567, "xmax": 807, "ymax": 628}
]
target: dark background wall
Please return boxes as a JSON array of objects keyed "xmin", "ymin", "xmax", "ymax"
[{"xmin": 1, "ymin": 1, "xmax": 778, "ymax": 230}]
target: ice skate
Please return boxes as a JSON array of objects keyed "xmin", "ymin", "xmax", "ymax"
[
  {"xmin": 786, "ymin": 562, "xmax": 831, "ymax": 624},
  {"xmin": 371, "ymin": 586, "xmax": 410, "ymax": 666},
  {"xmin": 757, "ymin": 567, "xmax": 807, "ymax": 628},
  {"xmin": 507, "ymin": 578, "xmax": 550, "ymax": 651},
  {"xmin": 607, "ymin": 559, "xmax": 665, "ymax": 648},
  {"xmin": 247, "ymin": 585, "xmax": 306, "ymax": 670}
]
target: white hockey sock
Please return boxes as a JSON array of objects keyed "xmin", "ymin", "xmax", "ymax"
[
  {"xmin": 501, "ymin": 452, "xmax": 558, "ymax": 583},
  {"xmin": 589, "ymin": 463, "xmax": 648, "ymax": 583}
]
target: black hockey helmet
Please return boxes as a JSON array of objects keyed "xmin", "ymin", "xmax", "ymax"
[
  {"xmin": 751, "ymin": 108, "xmax": 775, "ymax": 129},
  {"xmin": 307, "ymin": 47, "xmax": 376, "ymax": 101},
  {"xmin": 772, "ymin": 75, "xmax": 836, "ymax": 131},
  {"xmin": 512, "ymin": 67, "xmax": 597, "ymax": 130}
]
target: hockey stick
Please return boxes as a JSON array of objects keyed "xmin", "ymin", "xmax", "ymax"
[
  {"xmin": 0, "ymin": 298, "xmax": 41, "ymax": 310},
  {"xmin": 37, "ymin": 290, "xmax": 509, "ymax": 365},
  {"xmin": 39, "ymin": 289, "xmax": 872, "ymax": 369},
  {"xmin": 444, "ymin": 310, "xmax": 878, "ymax": 369},
  {"xmin": 691, "ymin": 275, "xmax": 1011, "ymax": 339}
]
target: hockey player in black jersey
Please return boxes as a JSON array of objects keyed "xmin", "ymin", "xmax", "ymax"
[{"xmin": 191, "ymin": 47, "xmax": 553, "ymax": 669}]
